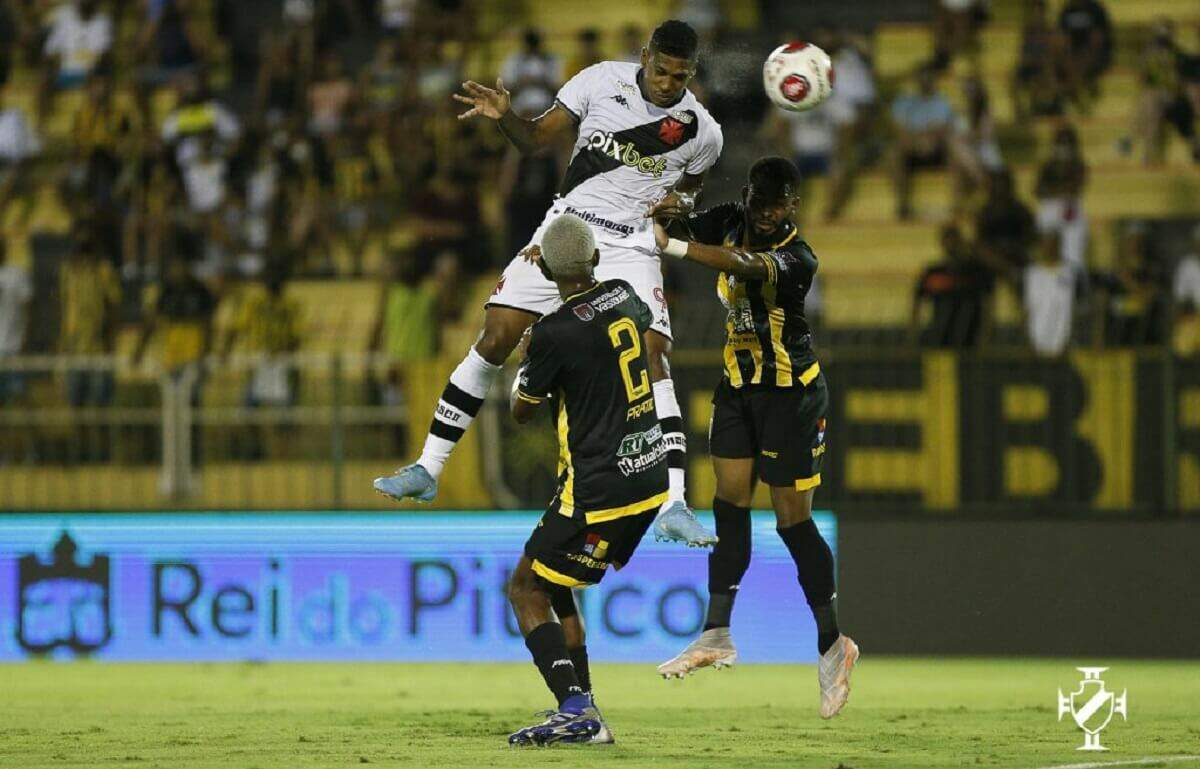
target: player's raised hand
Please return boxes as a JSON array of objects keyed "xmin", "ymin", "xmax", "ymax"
[
  {"xmin": 645, "ymin": 191, "xmax": 696, "ymax": 221},
  {"xmin": 517, "ymin": 244, "xmax": 542, "ymax": 264},
  {"xmin": 453, "ymin": 78, "xmax": 511, "ymax": 121}
]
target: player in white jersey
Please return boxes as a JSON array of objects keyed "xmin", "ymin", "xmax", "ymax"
[{"xmin": 375, "ymin": 21, "xmax": 720, "ymax": 549}]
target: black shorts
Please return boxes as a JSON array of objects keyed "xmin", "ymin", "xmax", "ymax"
[
  {"xmin": 709, "ymin": 373, "xmax": 828, "ymax": 490},
  {"xmin": 524, "ymin": 499, "xmax": 658, "ymax": 587}
]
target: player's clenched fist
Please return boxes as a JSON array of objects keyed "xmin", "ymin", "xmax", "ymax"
[{"xmin": 453, "ymin": 78, "xmax": 511, "ymax": 121}]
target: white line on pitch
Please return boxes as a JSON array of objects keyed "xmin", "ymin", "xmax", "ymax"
[{"xmin": 1035, "ymin": 755, "xmax": 1200, "ymax": 769}]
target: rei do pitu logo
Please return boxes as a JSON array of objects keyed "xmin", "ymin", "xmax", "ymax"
[{"xmin": 1057, "ymin": 667, "xmax": 1128, "ymax": 751}]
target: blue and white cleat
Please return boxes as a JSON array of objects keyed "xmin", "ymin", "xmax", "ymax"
[
  {"xmin": 508, "ymin": 702, "xmax": 602, "ymax": 747},
  {"xmin": 373, "ymin": 464, "xmax": 438, "ymax": 503},
  {"xmin": 587, "ymin": 696, "xmax": 615, "ymax": 745},
  {"xmin": 653, "ymin": 500, "xmax": 718, "ymax": 548}
]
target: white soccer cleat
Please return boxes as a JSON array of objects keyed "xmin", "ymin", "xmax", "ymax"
[
  {"xmin": 656, "ymin": 627, "xmax": 738, "ymax": 679},
  {"xmin": 818, "ymin": 634, "xmax": 860, "ymax": 719}
]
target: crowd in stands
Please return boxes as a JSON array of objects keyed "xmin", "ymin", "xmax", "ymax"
[{"xmin": 0, "ymin": 0, "xmax": 1198, "ymax": 424}]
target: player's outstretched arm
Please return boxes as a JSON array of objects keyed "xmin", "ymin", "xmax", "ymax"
[
  {"xmin": 652, "ymin": 220, "xmax": 769, "ymax": 280},
  {"xmin": 453, "ymin": 78, "xmax": 575, "ymax": 154}
]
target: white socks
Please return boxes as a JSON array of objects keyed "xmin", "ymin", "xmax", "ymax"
[
  {"xmin": 418, "ymin": 347, "xmax": 501, "ymax": 478},
  {"xmin": 653, "ymin": 378, "xmax": 687, "ymax": 503}
]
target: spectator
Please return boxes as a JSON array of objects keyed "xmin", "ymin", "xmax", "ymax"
[
  {"xmin": 1024, "ymin": 233, "xmax": 1078, "ymax": 357},
  {"xmin": 822, "ymin": 30, "xmax": 877, "ymax": 220},
  {"xmin": 362, "ymin": 38, "xmax": 406, "ymax": 119},
  {"xmin": 1012, "ymin": 0, "xmax": 1072, "ymax": 118},
  {"xmin": 135, "ymin": 256, "xmax": 217, "ymax": 376},
  {"xmin": 225, "ymin": 266, "xmax": 302, "ymax": 410},
  {"xmin": 619, "ymin": 24, "xmax": 643, "ymax": 63},
  {"xmin": 1057, "ymin": 0, "xmax": 1113, "ymax": 99},
  {"xmin": 911, "ymin": 224, "xmax": 994, "ymax": 347},
  {"xmin": 308, "ymin": 52, "xmax": 356, "ymax": 137},
  {"xmin": 766, "ymin": 104, "xmax": 835, "ymax": 220},
  {"xmin": 0, "ymin": 237, "xmax": 31, "ymax": 404},
  {"xmin": 0, "ymin": 90, "xmax": 41, "ymax": 170},
  {"xmin": 932, "ymin": 0, "xmax": 988, "ymax": 72},
  {"xmin": 59, "ymin": 235, "xmax": 121, "ymax": 460},
  {"xmin": 379, "ymin": 0, "xmax": 417, "ymax": 36},
  {"xmin": 565, "ymin": 28, "xmax": 603, "ymax": 79},
  {"xmin": 59, "ymin": 235, "xmax": 121, "ymax": 404},
  {"xmin": 499, "ymin": 144, "xmax": 560, "ymax": 262},
  {"xmin": 1172, "ymin": 223, "xmax": 1200, "ymax": 355},
  {"xmin": 501, "ymin": 28, "xmax": 561, "ymax": 116},
  {"xmin": 255, "ymin": 33, "xmax": 304, "ymax": 128},
  {"xmin": 1101, "ymin": 224, "xmax": 1167, "ymax": 346},
  {"xmin": 161, "ymin": 74, "xmax": 241, "ymax": 154},
  {"xmin": 1035, "ymin": 125, "xmax": 1089, "ymax": 272},
  {"xmin": 42, "ymin": 0, "xmax": 113, "ymax": 93},
  {"xmin": 140, "ymin": 0, "xmax": 202, "ymax": 80},
  {"xmin": 975, "ymin": 170, "xmax": 1037, "ymax": 279},
  {"xmin": 951, "ymin": 75, "xmax": 1004, "ymax": 206},
  {"xmin": 1129, "ymin": 20, "xmax": 1199, "ymax": 165},
  {"xmin": 889, "ymin": 66, "xmax": 956, "ymax": 220},
  {"xmin": 177, "ymin": 135, "xmax": 229, "ymax": 215}
]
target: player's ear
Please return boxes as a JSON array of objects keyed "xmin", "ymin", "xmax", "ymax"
[
  {"xmin": 640, "ymin": 47, "xmax": 650, "ymax": 69},
  {"xmin": 591, "ymin": 248, "xmax": 600, "ymax": 267},
  {"xmin": 741, "ymin": 185, "xmax": 749, "ymax": 204}
]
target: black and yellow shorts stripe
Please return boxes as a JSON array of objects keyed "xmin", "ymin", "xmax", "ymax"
[
  {"xmin": 709, "ymin": 370, "xmax": 828, "ymax": 490},
  {"xmin": 524, "ymin": 494, "xmax": 663, "ymax": 587}
]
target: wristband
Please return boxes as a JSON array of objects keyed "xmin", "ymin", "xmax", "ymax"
[{"xmin": 664, "ymin": 238, "xmax": 689, "ymax": 259}]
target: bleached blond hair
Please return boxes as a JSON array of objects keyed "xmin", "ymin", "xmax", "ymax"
[{"xmin": 540, "ymin": 213, "xmax": 596, "ymax": 280}]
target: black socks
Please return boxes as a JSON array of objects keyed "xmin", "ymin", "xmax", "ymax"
[
  {"xmin": 704, "ymin": 498, "xmax": 752, "ymax": 630},
  {"xmin": 524, "ymin": 622, "xmax": 584, "ymax": 707},
  {"xmin": 777, "ymin": 518, "xmax": 840, "ymax": 655}
]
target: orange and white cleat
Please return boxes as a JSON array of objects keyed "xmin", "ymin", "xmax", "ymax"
[
  {"xmin": 818, "ymin": 634, "xmax": 860, "ymax": 718},
  {"xmin": 656, "ymin": 627, "xmax": 738, "ymax": 679}
]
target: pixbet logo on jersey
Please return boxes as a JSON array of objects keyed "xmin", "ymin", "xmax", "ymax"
[{"xmin": 586, "ymin": 130, "xmax": 668, "ymax": 177}]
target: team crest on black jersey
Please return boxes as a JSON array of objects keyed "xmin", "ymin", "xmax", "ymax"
[{"xmin": 573, "ymin": 304, "xmax": 596, "ymax": 321}]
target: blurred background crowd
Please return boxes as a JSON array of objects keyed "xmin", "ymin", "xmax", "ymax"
[{"xmin": 0, "ymin": 0, "xmax": 1198, "ymax": 510}]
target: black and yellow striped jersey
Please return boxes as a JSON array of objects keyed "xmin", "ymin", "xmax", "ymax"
[
  {"xmin": 679, "ymin": 202, "xmax": 820, "ymax": 389},
  {"xmin": 516, "ymin": 279, "xmax": 669, "ymax": 523}
]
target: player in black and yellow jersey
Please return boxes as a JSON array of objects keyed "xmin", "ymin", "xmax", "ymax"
[
  {"xmin": 505, "ymin": 212, "xmax": 696, "ymax": 747},
  {"xmin": 651, "ymin": 157, "xmax": 859, "ymax": 719}
]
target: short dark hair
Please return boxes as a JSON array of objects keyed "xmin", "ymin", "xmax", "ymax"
[
  {"xmin": 748, "ymin": 156, "xmax": 802, "ymax": 200},
  {"xmin": 649, "ymin": 20, "xmax": 699, "ymax": 61}
]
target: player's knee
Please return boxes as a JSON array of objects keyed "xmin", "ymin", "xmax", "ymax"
[
  {"xmin": 506, "ymin": 567, "xmax": 540, "ymax": 608},
  {"xmin": 643, "ymin": 334, "xmax": 671, "ymax": 381},
  {"xmin": 714, "ymin": 480, "xmax": 753, "ymax": 509},
  {"xmin": 476, "ymin": 314, "xmax": 527, "ymax": 365}
]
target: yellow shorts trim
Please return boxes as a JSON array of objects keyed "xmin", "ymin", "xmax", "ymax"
[
  {"xmin": 516, "ymin": 390, "xmax": 546, "ymax": 404},
  {"xmin": 795, "ymin": 473, "xmax": 822, "ymax": 492},
  {"xmin": 585, "ymin": 490, "xmax": 670, "ymax": 524},
  {"xmin": 531, "ymin": 559, "xmax": 591, "ymax": 588},
  {"xmin": 798, "ymin": 361, "xmax": 821, "ymax": 386}
]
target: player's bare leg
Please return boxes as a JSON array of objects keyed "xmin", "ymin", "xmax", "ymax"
[
  {"xmin": 773, "ymin": 485, "xmax": 859, "ymax": 718},
  {"xmin": 645, "ymin": 331, "xmax": 717, "ymax": 547},
  {"xmin": 374, "ymin": 305, "xmax": 536, "ymax": 503},
  {"xmin": 658, "ymin": 457, "xmax": 753, "ymax": 678},
  {"xmin": 506, "ymin": 558, "xmax": 601, "ymax": 747}
]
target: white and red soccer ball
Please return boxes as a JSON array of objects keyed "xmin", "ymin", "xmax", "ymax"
[{"xmin": 763, "ymin": 41, "xmax": 834, "ymax": 112}]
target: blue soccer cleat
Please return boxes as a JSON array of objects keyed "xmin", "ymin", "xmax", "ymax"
[
  {"xmin": 508, "ymin": 698, "xmax": 601, "ymax": 747},
  {"xmin": 653, "ymin": 500, "xmax": 718, "ymax": 548},
  {"xmin": 587, "ymin": 695, "xmax": 615, "ymax": 744},
  {"xmin": 373, "ymin": 464, "xmax": 438, "ymax": 503}
]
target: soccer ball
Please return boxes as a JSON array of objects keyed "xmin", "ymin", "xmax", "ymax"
[{"xmin": 763, "ymin": 42, "xmax": 834, "ymax": 112}]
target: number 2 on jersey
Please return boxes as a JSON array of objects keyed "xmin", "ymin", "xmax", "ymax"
[{"xmin": 607, "ymin": 318, "xmax": 651, "ymax": 403}]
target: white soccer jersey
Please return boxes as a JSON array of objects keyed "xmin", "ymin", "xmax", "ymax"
[{"xmin": 553, "ymin": 61, "xmax": 723, "ymax": 253}]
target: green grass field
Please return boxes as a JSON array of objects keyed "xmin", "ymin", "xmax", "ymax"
[{"xmin": 2, "ymin": 659, "xmax": 1198, "ymax": 769}]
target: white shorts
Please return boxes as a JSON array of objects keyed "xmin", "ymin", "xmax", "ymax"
[{"xmin": 485, "ymin": 202, "xmax": 672, "ymax": 339}]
